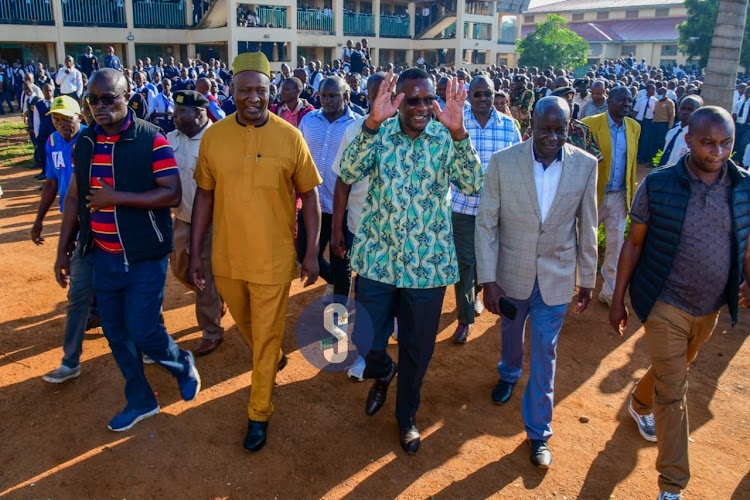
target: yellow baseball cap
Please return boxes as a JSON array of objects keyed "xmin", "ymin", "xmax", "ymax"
[{"xmin": 46, "ymin": 95, "xmax": 81, "ymax": 117}]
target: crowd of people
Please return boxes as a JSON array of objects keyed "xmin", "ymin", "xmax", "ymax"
[{"xmin": 5, "ymin": 44, "xmax": 750, "ymax": 500}]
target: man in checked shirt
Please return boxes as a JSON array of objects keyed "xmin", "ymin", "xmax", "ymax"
[{"xmin": 451, "ymin": 75, "xmax": 521, "ymax": 344}]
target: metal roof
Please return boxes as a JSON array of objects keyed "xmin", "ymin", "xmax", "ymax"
[
  {"xmin": 524, "ymin": 0, "xmax": 685, "ymax": 14},
  {"xmin": 496, "ymin": 0, "xmax": 532, "ymax": 14},
  {"xmin": 520, "ymin": 16, "xmax": 686, "ymax": 42}
]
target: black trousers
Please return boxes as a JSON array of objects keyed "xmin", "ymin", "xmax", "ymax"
[
  {"xmin": 296, "ymin": 211, "xmax": 350, "ymax": 297},
  {"xmin": 357, "ymin": 276, "xmax": 446, "ymax": 428}
]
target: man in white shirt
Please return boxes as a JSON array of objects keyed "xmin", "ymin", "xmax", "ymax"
[
  {"xmin": 167, "ymin": 90, "xmax": 225, "ymax": 356},
  {"xmin": 133, "ymin": 70, "xmax": 157, "ymax": 120},
  {"xmin": 734, "ymin": 83, "xmax": 747, "ymax": 108},
  {"xmin": 659, "ymin": 95, "xmax": 702, "ymax": 167},
  {"xmin": 734, "ymin": 86, "xmax": 750, "ymax": 162},
  {"xmin": 55, "ymin": 55, "xmax": 83, "ymax": 99},
  {"xmin": 633, "ymin": 83, "xmax": 656, "ymax": 163}
]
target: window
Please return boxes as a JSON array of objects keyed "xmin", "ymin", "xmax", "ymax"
[
  {"xmin": 626, "ymin": 9, "xmax": 638, "ymax": 19},
  {"xmin": 661, "ymin": 44, "xmax": 678, "ymax": 56},
  {"xmin": 621, "ymin": 45, "xmax": 636, "ymax": 56},
  {"xmin": 589, "ymin": 43, "xmax": 602, "ymax": 56},
  {"xmin": 596, "ymin": 11, "xmax": 609, "ymax": 20},
  {"xmin": 572, "ymin": 12, "xmax": 584, "ymax": 21},
  {"xmin": 524, "ymin": 15, "xmax": 534, "ymax": 23},
  {"xmin": 655, "ymin": 8, "xmax": 669, "ymax": 17},
  {"xmin": 499, "ymin": 15, "xmax": 516, "ymax": 43}
]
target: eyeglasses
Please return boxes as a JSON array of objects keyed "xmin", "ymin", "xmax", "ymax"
[
  {"xmin": 472, "ymin": 91, "xmax": 494, "ymax": 99},
  {"xmin": 403, "ymin": 95, "xmax": 437, "ymax": 107},
  {"xmin": 86, "ymin": 93, "xmax": 125, "ymax": 106}
]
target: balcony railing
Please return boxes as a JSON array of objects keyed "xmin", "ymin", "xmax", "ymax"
[
  {"xmin": 343, "ymin": 12, "xmax": 374, "ymax": 36},
  {"xmin": 62, "ymin": 0, "xmax": 126, "ymax": 27},
  {"xmin": 379, "ymin": 15, "xmax": 410, "ymax": 38},
  {"xmin": 134, "ymin": 0, "xmax": 187, "ymax": 29},
  {"xmin": 257, "ymin": 6, "xmax": 288, "ymax": 28},
  {"xmin": 297, "ymin": 9, "xmax": 334, "ymax": 33},
  {"xmin": 0, "ymin": 0, "xmax": 54, "ymax": 25}
]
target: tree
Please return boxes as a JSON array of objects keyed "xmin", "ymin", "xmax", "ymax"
[
  {"xmin": 677, "ymin": 0, "xmax": 750, "ymax": 71},
  {"xmin": 516, "ymin": 14, "xmax": 588, "ymax": 70},
  {"xmin": 701, "ymin": 0, "xmax": 749, "ymax": 110}
]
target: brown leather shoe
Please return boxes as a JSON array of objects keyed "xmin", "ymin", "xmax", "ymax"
[
  {"xmin": 193, "ymin": 338, "xmax": 223, "ymax": 356},
  {"xmin": 452, "ymin": 323, "xmax": 471, "ymax": 343}
]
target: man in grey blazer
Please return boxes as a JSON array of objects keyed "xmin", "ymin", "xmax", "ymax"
[{"xmin": 476, "ymin": 97, "xmax": 599, "ymax": 468}]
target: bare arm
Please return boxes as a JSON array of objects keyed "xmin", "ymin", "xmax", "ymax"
[
  {"xmin": 31, "ymin": 178, "xmax": 58, "ymax": 245},
  {"xmin": 54, "ymin": 173, "xmax": 81, "ymax": 288},
  {"xmin": 85, "ymin": 174, "xmax": 181, "ymax": 212},
  {"xmin": 189, "ymin": 187, "xmax": 214, "ymax": 291},
  {"xmin": 331, "ymin": 177, "xmax": 352, "ymax": 259},
  {"xmin": 299, "ymin": 187, "xmax": 321, "ymax": 287},
  {"xmin": 609, "ymin": 221, "xmax": 649, "ymax": 334}
]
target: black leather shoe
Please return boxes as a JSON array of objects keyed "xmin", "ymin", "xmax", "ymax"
[
  {"xmin": 278, "ymin": 353, "xmax": 288, "ymax": 372},
  {"xmin": 243, "ymin": 419, "xmax": 268, "ymax": 452},
  {"xmin": 365, "ymin": 364, "xmax": 397, "ymax": 416},
  {"xmin": 452, "ymin": 323, "xmax": 471, "ymax": 343},
  {"xmin": 491, "ymin": 379, "xmax": 515, "ymax": 404},
  {"xmin": 399, "ymin": 425, "xmax": 420, "ymax": 455},
  {"xmin": 529, "ymin": 439, "xmax": 553, "ymax": 469}
]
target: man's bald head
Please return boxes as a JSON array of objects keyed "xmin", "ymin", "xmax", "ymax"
[
  {"xmin": 195, "ymin": 77, "xmax": 211, "ymax": 94},
  {"xmin": 535, "ymin": 96, "xmax": 570, "ymax": 122},
  {"xmin": 321, "ymin": 75, "xmax": 347, "ymax": 94},
  {"xmin": 89, "ymin": 68, "xmax": 129, "ymax": 94},
  {"xmin": 688, "ymin": 106, "xmax": 734, "ymax": 137},
  {"xmin": 469, "ymin": 74, "xmax": 493, "ymax": 91}
]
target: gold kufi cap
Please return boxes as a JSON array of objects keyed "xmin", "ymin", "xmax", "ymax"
[{"xmin": 232, "ymin": 52, "xmax": 270, "ymax": 78}]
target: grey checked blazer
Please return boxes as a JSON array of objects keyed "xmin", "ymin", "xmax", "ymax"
[{"xmin": 475, "ymin": 140, "xmax": 599, "ymax": 306}]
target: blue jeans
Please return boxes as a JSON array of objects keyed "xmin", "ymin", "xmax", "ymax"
[
  {"xmin": 62, "ymin": 245, "xmax": 95, "ymax": 368},
  {"xmin": 497, "ymin": 280, "xmax": 568, "ymax": 441},
  {"xmin": 93, "ymin": 248, "xmax": 189, "ymax": 410}
]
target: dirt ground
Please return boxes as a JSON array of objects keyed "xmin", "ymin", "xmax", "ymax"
[{"xmin": 0, "ymin": 112, "xmax": 748, "ymax": 500}]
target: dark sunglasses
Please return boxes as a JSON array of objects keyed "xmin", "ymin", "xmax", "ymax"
[
  {"xmin": 472, "ymin": 91, "xmax": 494, "ymax": 99},
  {"xmin": 86, "ymin": 93, "xmax": 125, "ymax": 106},
  {"xmin": 403, "ymin": 95, "xmax": 437, "ymax": 107}
]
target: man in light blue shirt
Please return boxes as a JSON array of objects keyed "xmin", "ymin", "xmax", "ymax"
[{"xmin": 299, "ymin": 76, "xmax": 358, "ymax": 297}]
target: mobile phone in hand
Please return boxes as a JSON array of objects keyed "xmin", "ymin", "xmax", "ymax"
[{"xmin": 499, "ymin": 297, "xmax": 518, "ymax": 320}]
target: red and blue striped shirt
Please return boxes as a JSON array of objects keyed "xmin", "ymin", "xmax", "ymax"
[{"xmin": 90, "ymin": 113, "xmax": 178, "ymax": 253}]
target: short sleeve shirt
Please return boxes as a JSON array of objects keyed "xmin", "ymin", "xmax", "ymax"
[{"xmin": 194, "ymin": 112, "xmax": 322, "ymax": 285}]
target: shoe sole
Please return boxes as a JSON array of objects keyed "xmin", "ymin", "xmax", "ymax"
[
  {"xmin": 108, "ymin": 406, "xmax": 160, "ymax": 432},
  {"xmin": 628, "ymin": 404, "xmax": 657, "ymax": 442},
  {"xmin": 347, "ymin": 372, "xmax": 365, "ymax": 382},
  {"xmin": 532, "ymin": 459, "xmax": 553, "ymax": 469},
  {"xmin": 182, "ymin": 351, "xmax": 202, "ymax": 402},
  {"xmin": 42, "ymin": 370, "xmax": 81, "ymax": 384}
]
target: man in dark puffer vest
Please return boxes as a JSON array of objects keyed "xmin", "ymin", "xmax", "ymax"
[
  {"xmin": 54, "ymin": 69, "xmax": 201, "ymax": 433},
  {"xmin": 609, "ymin": 106, "xmax": 750, "ymax": 500}
]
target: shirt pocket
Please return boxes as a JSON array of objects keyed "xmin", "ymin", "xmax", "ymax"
[{"xmin": 252, "ymin": 157, "xmax": 281, "ymax": 190}]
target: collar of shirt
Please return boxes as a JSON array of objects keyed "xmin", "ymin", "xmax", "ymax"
[
  {"xmin": 281, "ymin": 100, "xmax": 305, "ymax": 114},
  {"xmin": 607, "ymin": 112, "xmax": 624, "ymax": 131},
  {"xmin": 94, "ymin": 110, "xmax": 133, "ymax": 136},
  {"xmin": 464, "ymin": 107, "xmax": 501, "ymax": 130},
  {"xmin": 531, "ymin": 143, "xmax": 564, "ymax": 170},
  {"xmin": 388, "ymin": 114, "xmax": 442, "ymax": 139},
  {"xmin": 309, "ymin": 106, "xmax": 357, "ymax": 124},
  {"xmin": 173, "ymin": 121, "xmax": 211, "ymax": 147}
]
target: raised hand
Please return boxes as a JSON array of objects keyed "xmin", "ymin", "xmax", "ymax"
[
  {"xmin": 366, "ymin": 69, "xmax": 403, "ymax": 127},
  {"xmin": 432, "ymin": 76, "xmax": 468, "ymax": 139}
]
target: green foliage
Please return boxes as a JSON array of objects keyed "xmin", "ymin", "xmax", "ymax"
[
  {"xmin": 677, "ymin": 0, "xmax": 750, "ymax": 70},
  {"xmin": 516, "ymin": 14, "xmax": 589, "ymax": 70},
  {"xmin": 652, "ymin": 149, "xmax": 664, "ymax": 168}
]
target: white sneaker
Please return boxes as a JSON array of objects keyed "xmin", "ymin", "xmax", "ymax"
[
  {"xmin": 629, "ymin": 401, "xmax": 657, "ymax": 442},
  {"xmin": 347, "ymin": 355, "xmax": 366, "ymax": 381},
  {"xmin": 474, "ymin": 295, "xmax": 485, "ymax": 315},
  {"xmin": 143, "ymin": 354, "xmax": 156, "ymax": 365},
  {"xmin": 657, "ymin": 491, "xmax": 682, "ymax": 500},
  {"xmin": 323, "ymin": 283, "xmax": 335, "ymax": 296},
  {"xmin": 42, "ymin": 364, "xmax": 81, "ymax": 383}
]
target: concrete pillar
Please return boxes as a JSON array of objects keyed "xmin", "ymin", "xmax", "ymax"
[
  {"xmin": 373, "ymin": 0, "xmax": 380, "ymax": 37},
  {"xmin": 455, "ymin": 0, "xmax": 465, "ymax": 66},
  {"xmin": 50, "ymin": 0, "xmax": 65, "ymax": 65},
  {"xmin": 227, "ymin": 4, "xmax": 237, "ymax": 63},
  {"xmin": 186, "ymin": 0, "xmax": 193, "ymax": 26},
  {"xmin": 127, "ymin": 42, "xmax": 136, "ymax": 69},
  {"xmin": 489, "ymin": 0, "xmax": 499, "ymax": 65},
  {"xmin": 335, "ymin": 0, "xmax": 344, "ymax": 36},
  {"xmin": 406, "ymin": 48, "xmax": 413, "ymax": 66},
  {"xmin": 372, "ymin": 46, "xmax": 379, "ymax": 66},
  {"xmin": 407, "ymin": 2, "xmax": 415, "ymax": 38},
  {"xmin": 187, "ymin": 43, "xmax": 197, "ymax": 59},
  {"xmin": 290, "ymin": 3, "xmax": 298, "ymax": 67}
]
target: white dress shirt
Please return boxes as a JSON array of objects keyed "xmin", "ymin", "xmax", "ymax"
[
  {"xmin": 166, "ymin": 121, "xmax": 211, "ymax": 223},
  {"xmin": 663, "ymin": 124, "xmax": 689, "ymax": 166},
  {"xmin": 55, "ymin": 67, "xmax": 83, "ymax": 97},
  {"xmin": 736, "ymin": 98, "xmax": 750, "ymax": 125},
  {"xmin": 532, "ymin": 147, "xmax": 563, "ymax": 222}
]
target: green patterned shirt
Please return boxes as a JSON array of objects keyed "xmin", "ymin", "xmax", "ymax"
[{"xmin": 340, "ymin": 116, "xmax": 483, "ymax": 289}]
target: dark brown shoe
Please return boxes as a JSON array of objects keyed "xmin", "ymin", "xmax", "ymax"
[
  {"xmin": 277, "ymin": 353, "xmax": 288, "ymax": 372},
  {"xmin": 452, "ymin": 323, "xmax": 471, "ymax": 343},
  {"xmin": 365, "ymin": 364, "xmax": 397, "ymax": 416},
  {"xmin": 193, "ymin": 338, "xmax": 223, "ymax": 356}
]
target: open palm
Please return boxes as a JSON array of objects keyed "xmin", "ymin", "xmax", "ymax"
[
  {"xmin": 432, "ymin": 76, "xmax": 466, "ymax": 134},
  {"xmin": 369, "ymin": 69, "xmax": 404, "ymax": 124}
]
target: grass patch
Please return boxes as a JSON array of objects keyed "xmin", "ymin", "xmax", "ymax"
[
  {"xmin": 0, "ymin": 121, "xmax": 26, "ymax": 137},
  {"xmin": 0, "ymin": 142, "xmax": 35, "ymax": 168}
]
